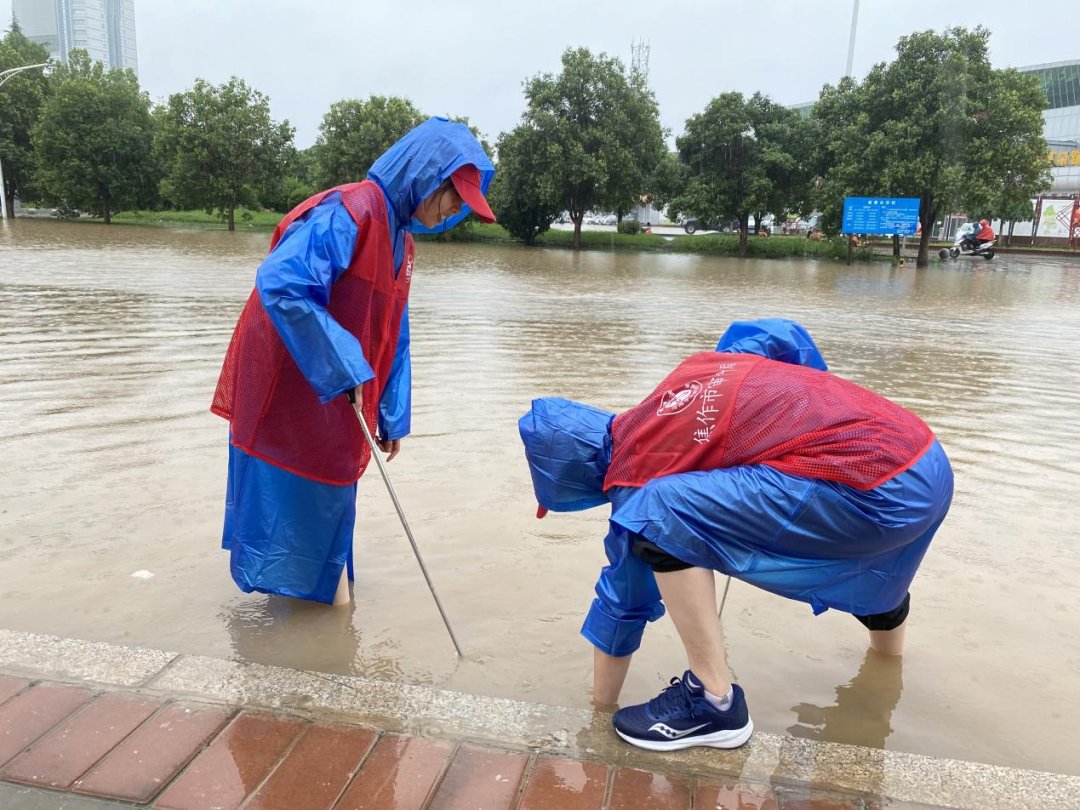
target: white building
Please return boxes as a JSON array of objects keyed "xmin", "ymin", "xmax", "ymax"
[
  {"xmin": 996, "ymin": 60, "xmax": 1080, "ymax": 243},
  {"xmin": 12, "ymin": 0, "xmax": 138, "ymax": 75},
  {"xmin": 1022, "ymin": 59, "xmax": 1080, "ymax": 194}
]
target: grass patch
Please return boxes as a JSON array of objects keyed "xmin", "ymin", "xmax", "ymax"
[
  {"xmin": 445, "ymin": 224, "xmax": 873, "ymax": 260},
  {"xmin": 100, "ymin": 209, "xmax": 282, "ymax": 229},
  {"xmin": 666, "ymin": 233, "xmax": 866, "ymax": 261},
  {"xmin": 418, "ymin": 222, "xmax": 665, "ymax": 251}
]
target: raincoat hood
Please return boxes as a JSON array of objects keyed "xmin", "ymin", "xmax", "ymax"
[
  {"xmin": 366, "ymin": 117, "xmax": 495, "ymax": 236},
  {"xmin": 518, "ymin": 398, "xmax": 614, "ymax": 513},
  {"xmin": 716, "ymin": 318, "xmax": 828, "ymax": 370}
]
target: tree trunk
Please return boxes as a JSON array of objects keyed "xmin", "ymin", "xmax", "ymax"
[
  {"xmin": 916, "ymin": 231, "xmax": 932, "ymax": 267},
  {"xmin": 892, "ymin": 234, "xmax": 901, "ymax": 258},
  {"xmin": 2, "ymin": 193, "xmax": 12, "ymax": 219},
  {"xmin": 572, "ymin": 215, "xmax": 583, "ymax": 251},
  {"xmin": 1007, "ymin": 220, "xmax": 1015, "ymax": 247},
  {"xmin": 916, "ymin": 200, "xmax": 934, "ymax": 268},
  {"xmin": 102, "ymin": 191, "xmax": 111, "ymax": 225},
  {"xmin": 228, "ymin": 206, "xmax": 236, "ymax": 232},
  {"xmin": 738, "ymin": 213, "xmax": 749, "ymax": 258}
]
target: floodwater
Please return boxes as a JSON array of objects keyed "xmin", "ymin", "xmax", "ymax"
[{"xmin": 1, "ymin": 218, "xmax": 1078, "ymax": 776}]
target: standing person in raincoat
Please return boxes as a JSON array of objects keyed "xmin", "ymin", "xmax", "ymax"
[
  {"xmin": 212, "ymin": 117, "xmax": 495, "ymax": 606},
  {"xmin": 518, "ymin": 319, "xmax": 953, "ymax": 752}
]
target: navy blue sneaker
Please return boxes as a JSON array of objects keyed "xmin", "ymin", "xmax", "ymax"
[{"xmin": 612, "ymin": 671, "xmax": 753, "ymax": 751}]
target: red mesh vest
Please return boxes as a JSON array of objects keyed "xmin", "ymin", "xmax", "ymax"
[
  {"xmin": 604, "ymin": 352, "xmax": 934, "ymax": 491},
  {"xmin": 211, "ymin": 181, "xmax": 414, "ymax": 485}
]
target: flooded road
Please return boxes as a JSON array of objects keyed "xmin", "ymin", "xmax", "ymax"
[{"xmin": 1, "ymin": 218, "xmax": 1078, "ymax": 775}]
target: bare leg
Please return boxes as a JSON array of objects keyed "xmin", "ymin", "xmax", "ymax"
[
  {"xmin": 868, "ymin": 622, "xmax": 906, "ymax": 656},
  {"xmin": 655, "ymin": 566, "xmax": 732, "ymax": 697},
  {"xmin": 332, "ymin": 566, "xmax": 350, "ymax": 606},
  {"xmin": 593, "ymin": 648, "xmax": 633, "ymax": 707}
]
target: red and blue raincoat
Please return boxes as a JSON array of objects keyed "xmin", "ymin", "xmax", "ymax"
[
  {"xmin": 212, "ymin": 117, "xmax": 494, "ymax": 603},
  {"xmin": 519, "ymin": 319, "xmax": 953, "ymax": 656}
]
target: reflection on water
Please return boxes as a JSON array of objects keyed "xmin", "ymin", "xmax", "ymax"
[
  {"xmin": 774, "ymin": 650, "xmax": 902, "ymax": 803},
  {"xmin": 1, "ymin": 218, "xmax": 1079, "ymax": 776},
  {"xmin": 787, "ymin": 650, "xmax": 904, "ymax": 748},
  {"xmin": 223, "ymin": 596, "xmax": 362, "ymax": 676}
]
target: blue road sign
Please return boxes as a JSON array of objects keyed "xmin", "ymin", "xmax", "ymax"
[{"xmin": 842, "ymin": 197, "xmax": 920, "ymax": 235}]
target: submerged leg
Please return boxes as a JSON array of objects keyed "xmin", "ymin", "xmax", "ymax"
[
  {"xmin": 856, "ymin": 592, "xmax": 910, "ymax": 656},
  {"xmin": 868, "ymin": 623, "xmax": 906, "ymax": 655},
  {"xmin": 332, "ymin": 566, "xmax": 350, "ymax": 606}
]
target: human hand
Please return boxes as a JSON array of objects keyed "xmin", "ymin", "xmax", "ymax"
[
  {"xmin": 376, "ymin": 437, "xmax": 401, "ymax": 462},
  {"xmin": 350, "ymin": 385, "xmax": 364, "ymax": 414}
]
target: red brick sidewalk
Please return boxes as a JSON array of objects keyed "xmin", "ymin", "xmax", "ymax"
[{"xmin": 0, "ymin": 674, "xmax": 941, "ymax": 809}]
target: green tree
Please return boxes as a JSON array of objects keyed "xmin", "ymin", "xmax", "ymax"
[
  {"xmin": 976, "ymin": 68, "xmax": 1050, "ymax": 245},
  {"xmin": 32, "ymin": 51, "xmax": 156, "ymax": 223},
  {"xmin": 156, "ymin": 77, "xmax": 293, "ymax": 230},
  {"xmin": 645, "ymin": 151, "xmax": 690, "ymax": 217},
  {"xmin": 672, "ymin": 92, "xmax": 810, "ymax": 257},
  {"xmin": 520, "ymin": 47, "xmax": 665, "ymax": 250},
  {"xmin": 489, "ymin": 124, "xmax": 562, "ymax": 244},
  {"xmin": 812, "ymin": 28, "xmax": 1049, "ymax": 267},
  {"xmin": 0, "ymin": 24, "xmax": 50, "ymax": 217},
  {"xmin": 268, "ymin": 145, "xmax": 318, "ymax": 213},
  {"xmin": 312, "ymin": 96, "xmax": 424, "ymax": 188},
  {"xmin": 257, "ymin": 144, "xmax": 320, "ymax": 214},
  {"xmin": 808, "ymin": 77, "xmax": 865, "ymax": 237}
]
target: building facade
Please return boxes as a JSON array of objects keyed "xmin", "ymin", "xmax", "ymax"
[
  {"xmin": 1019, "ymin": 59, "xmax": 1080, "ymax": 195},
  {"xmin": 995, "ymin": 60, "xmax": 1080, "ymax": 244},
  {"xmin": 11, "ymin": 0, "xmax": 137, "ymax": 75}
]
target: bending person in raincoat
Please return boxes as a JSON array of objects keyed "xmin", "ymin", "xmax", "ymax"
[
  {"xmin": 518, "ymin": 319, "xmax": 953, "ymax": 752},
  {"xmin": 212, "ymin": 117, "xmax": 495, "ymax": 606}
]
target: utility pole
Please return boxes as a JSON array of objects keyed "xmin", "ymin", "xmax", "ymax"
[
  {"xmin": 845, "ymin": 0, "xmax": 861, "ymax": 78},
  {"xmin": 0, "ymin": 62, "xmax": 49, "ymax": 221}
]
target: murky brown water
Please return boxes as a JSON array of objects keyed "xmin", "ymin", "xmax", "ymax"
[{"xmin": 1, "ymin": 218, "xmax": 1078, "ymax": 775}]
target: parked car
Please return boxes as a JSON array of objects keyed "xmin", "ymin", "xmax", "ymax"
[{"xmin": 682, "ymin": 217, "xmax": 724, "ymax": 234}]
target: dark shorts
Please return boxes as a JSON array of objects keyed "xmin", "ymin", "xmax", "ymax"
[{"xmin": 630, "ymin": 537, "xmax": 911, "ymax": 631}]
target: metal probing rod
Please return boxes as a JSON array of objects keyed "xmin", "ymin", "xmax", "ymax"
[
  {"xmin": 352, "ymin": 407, "xmax": 464, "ymax": 658},
  {"xmin": 718, "ymin": 575, "xmax": 732, "ymax": 620}
]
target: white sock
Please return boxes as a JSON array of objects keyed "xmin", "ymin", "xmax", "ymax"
[{"xmin": 704, "ymin": 686, "xmax": 734, "ymax": 711}]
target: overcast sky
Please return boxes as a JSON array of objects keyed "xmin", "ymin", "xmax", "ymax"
[{"xmin": 3, "ymin": 0, "xmax": 1076, "ymax": 149}]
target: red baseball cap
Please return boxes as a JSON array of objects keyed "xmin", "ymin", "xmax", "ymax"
[{"xmin": 450, "ymin": 164, "xmax": 496, "ymax": 223}]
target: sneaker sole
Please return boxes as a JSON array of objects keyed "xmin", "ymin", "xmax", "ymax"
[{"xmin": 615, "ymin": 719, "xmax": 754, "ymax": 752}]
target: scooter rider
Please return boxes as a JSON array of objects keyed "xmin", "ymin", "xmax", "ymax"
[
  {"xmin": 972, "ymin": 219, "xmax": 993, "ymax": 247},
  {"xmin": 967, "ymin": 218, "xmax": 995, "ymax": 249}
]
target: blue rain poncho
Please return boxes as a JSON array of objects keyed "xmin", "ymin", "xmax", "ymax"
[
  {"xmin": 222, "ymin": 118, "xmax": 494, "ymax": 604},
  {"xmin": 518, "ymin": 319, "xmax": 953, "ymax": 656}
]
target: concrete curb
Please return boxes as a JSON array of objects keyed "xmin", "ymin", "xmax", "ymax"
[{"xmin": 1, "ymin": 629, "xmax": 1075, "ymax": 810}]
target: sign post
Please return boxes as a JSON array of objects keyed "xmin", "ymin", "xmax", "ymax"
[{"xmin": 841, "ymin": 197, "xmax": 921, "ymax": 264}]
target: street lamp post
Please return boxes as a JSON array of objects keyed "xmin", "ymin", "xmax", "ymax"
[
  {"xmin": 0, "ymin": 62, "xmax": 49, "ymax": 222},
  {"xmin": 845, "ymin": 0, "xmax": 861, "ymax": 78}
]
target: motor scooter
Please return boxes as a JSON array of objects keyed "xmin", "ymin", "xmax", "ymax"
[{"xmin": 939, "ymin": 223, "xmax": 995, "ymax": 260}]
